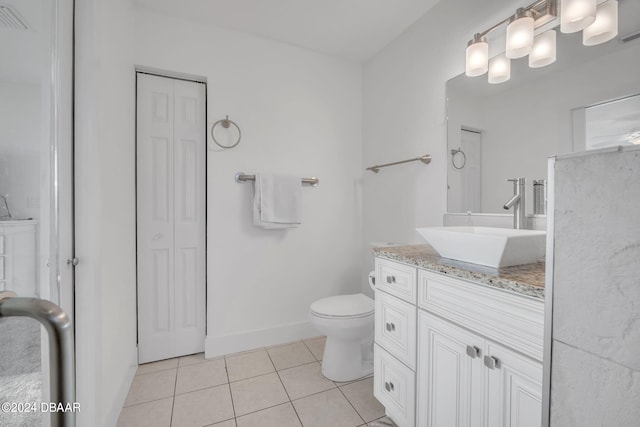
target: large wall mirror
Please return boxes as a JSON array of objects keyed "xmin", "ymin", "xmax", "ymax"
[{"xmin": 446, "ymin": 0, "xmax": 640, "ymax": 215}]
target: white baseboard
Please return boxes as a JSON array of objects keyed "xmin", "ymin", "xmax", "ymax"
[
  {"xmin": 205, "ymin": 321, "xmax": 319, "ymax": 358},
  {"xmin": 103, "ymin": 347, "xmax": 138, "ymax": 427}
]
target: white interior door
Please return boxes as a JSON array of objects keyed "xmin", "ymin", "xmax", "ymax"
[{"xmin": 136, "ymin": 73, "xmax": 206, "ymax": 363}]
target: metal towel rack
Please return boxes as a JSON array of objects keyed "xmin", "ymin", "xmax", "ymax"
[
  {"xmin": 0, "ymin": 292, "xmax": 75, "ymax": 427},
  {"xmin": 235, "ymin": 172, "xmax": 319, "ymax": 187},
  {"xmin": 366, "ymin": 154, "xmax": 432, "ymax": 173}
]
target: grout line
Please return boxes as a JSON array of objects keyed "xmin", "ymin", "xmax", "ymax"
[
  {"xmin": 169, "ymin": 364, "xmax": 178, "ymax": 426},
  {"xmin": 226, "ymin": 363, "xmax": 237, "ymax": 421},
  {"xmin": 336, "ymin": 385, "xmax": 366, "ymax": 426},
  {"xmin": 266, "ymin": 347, "xmax": 304, "ymax": 426}
]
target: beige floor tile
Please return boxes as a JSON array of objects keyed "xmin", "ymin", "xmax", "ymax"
[
  {"xmin": 230, "ymin": 372, "xmax": 289, "ymax": 416},
  {"xmin": 340, "ymin": 377, "xmax": 385, "ymax": 422},
  {"xmin": 178, "ymin": 352, "xmax": 211, "ymax": 367},
  {"xmin": 268, "ymin": 341, "xmax": 316, "ymax": 370},
  {"xmin": 303, "ymin": 337, "xmax": 326, "ymax": 361},
  {"xmin": 334, "ymin": 373, "xmax": 373, "ymax": 387},
  {"xmin": 236, "ymin": 402, "xmax": 302, "ymax": 427},
  {"xmin": 293, "ymin": 388, "xmax": 364, "ymax": 427},
  {"xmin": 278, "ymin": 362, "xmax": 335, "ymax": 400},
  {"xmin": 172, "ymin": 384, "xmax": 235, "ymax": 427},
  {"xmin": 176, "ymin": 358, "xmax": 228, "ymax": 395},
  {"xmin": 124, "ymin": 369, "xmax": 176, "ymax": 406},
  {"xmin": 226, "ymin": 349, "xmax": 275, "ymax": 382},
  {"xmin": 117, "ymin": 397, "xmax": 172, "ymax": 427},
  {"xmin": 135, "ymin": 358, "xmax": 179, "ymax": 375},
  {"xmin": 206, "ymin": 420, "xmax": 237, "ymax": 427},
  {"xmin": 368, "ymin": 416, "xmax": 397, "ymax": 426}
]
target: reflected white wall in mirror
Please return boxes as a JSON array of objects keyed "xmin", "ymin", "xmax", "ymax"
[{"xmin": 446, "ymin": 0, "xmax": 640, "ymax": 215}]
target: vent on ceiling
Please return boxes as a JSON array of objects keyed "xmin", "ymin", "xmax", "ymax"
[
  {"xmin": 620, "ymin": 31, "xmax": 640, "ymax": 44},
  {"xmin": 0, "ymin": 4, "xmax": 30, "ymax": 30}
]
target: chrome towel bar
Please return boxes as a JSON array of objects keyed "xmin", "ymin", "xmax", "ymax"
[
  {"xmin": 0, "ymin": 294, "xmax": 75, "ymax": 427},
  {"xmin": 235, "ymin": 172, "xmax": 319, "ymax": 187},
  {"xmin": 366, "ymin": 154, "xmax": 432, "ymax": 173}
]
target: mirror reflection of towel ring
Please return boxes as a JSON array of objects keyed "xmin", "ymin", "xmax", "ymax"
[
  {"xmin": 451, "ymin": 148, "xmax": 466, "ymax": 170},
  {"xmin": 211, "ymin": 115, "xmax": 242, "ymax": 149}
]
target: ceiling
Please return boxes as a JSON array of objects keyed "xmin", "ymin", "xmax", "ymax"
[
  {"xmin": 0, "ymin": 0, "xmax": 49, "ymax": 83},
  {"xmin": 133, "ymin": 0, "xmax": 442, "ymax": 62}
]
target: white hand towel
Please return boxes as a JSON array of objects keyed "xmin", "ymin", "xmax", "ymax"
[{"xmin": 253, "ymin": 174, "xmax": 302, "ymax": 229}]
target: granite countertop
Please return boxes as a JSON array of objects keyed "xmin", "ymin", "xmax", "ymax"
[{"xmin": 372, "ymin": 244, "xmax": 545, "ymax": 300}]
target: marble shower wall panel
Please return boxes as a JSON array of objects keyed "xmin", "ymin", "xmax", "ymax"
[
  {"xmin": 552, "ymin": 147, "xmax": 640, "ymax": 371},
  {"xmin": 550, "ymin": 341, "xmax": 640, "ymax": 426}
]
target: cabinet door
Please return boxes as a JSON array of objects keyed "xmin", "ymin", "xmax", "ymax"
[
  {"xmin": 484, "ymin": 341, "xmax": 543, "ymax": 427},
  {"xmin": 418, "ymin": 311, "xmax": 484, "ymax": 427}
]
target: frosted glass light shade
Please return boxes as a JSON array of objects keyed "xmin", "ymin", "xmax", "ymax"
[
  {"xmin": 561, "ymin": 0, "xmax": 597, "ymax": 33},
  {"xmin": 583, "ymin": 0, "xmax": 618, "ymax": 46},
  {"xmin": 488, "ymin": 54, "xmax": 511, "ymax": 84},
  {"xmin": 466, "ymin": 37, "xmax": 489, "ymax": 77},
  {"xmin": 529, "ymin": 30, "xmax": 557, "ymax": 68},
  {"xmin": 505, "ymin": 13, "xmax": 534, "ymax": 58}
]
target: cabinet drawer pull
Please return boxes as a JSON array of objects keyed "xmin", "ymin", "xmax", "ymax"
[
  {"xmin": 386, "ymin": 275, "xmax": 396, "ymax": 284},
  {"xmin": 385, "ymin": 322, "xmax": 396, "ymax": 332},
  {"xmin": 384, "ymin": 381, "xmax": 395, "ymax": 392},
  {"xmin": 483, "ymin": 355, "xmax": 500, "ymax": 369},
  {"xmin": 466, "ymin": 345, "xmax": 481, "ymax": 359}
]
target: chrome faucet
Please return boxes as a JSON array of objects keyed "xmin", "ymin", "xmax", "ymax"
[{"xmin": 503, "ymin": 178, "xmax": 526, "ymax": 229}]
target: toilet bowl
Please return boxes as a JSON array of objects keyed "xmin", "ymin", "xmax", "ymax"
[{"xmin": 309, "ymin": 273, "xmax": 376, "ymax": 382}]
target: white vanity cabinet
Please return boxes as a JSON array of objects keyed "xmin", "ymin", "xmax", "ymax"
[
  {"xmin": 0, "ymin": 220, "xmax": 38, "ymax": 297},
  {"xmin": 374, "ymin": 257, "xmax": 545, "ymax": 427}
]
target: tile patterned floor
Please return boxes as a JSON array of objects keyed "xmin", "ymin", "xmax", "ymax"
[{"xmin": 117, "ymin": 337, "xmax": 396, "ymax": 427}]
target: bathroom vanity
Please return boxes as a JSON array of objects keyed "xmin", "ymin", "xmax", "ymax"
[
  {"xmin": 0, "ymin": 220, "xmax": 37, "ymax": 297},
  {"xmin": 372, "ymin": 245, "xmax": 544, "ymax": 427}
]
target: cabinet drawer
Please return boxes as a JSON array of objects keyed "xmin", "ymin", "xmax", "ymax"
[
  {"xmin": 418, "ymin": 270, "xmax": 545, "ymax": 361},
  {"xmin": 375, "ymin": 258, "xmax": 417, "ymax": 304},
  {"xmin": 374, "ymin": 344, "xmax": 415, "ymax": 427},
  {"xmin": 375, "ymin": 291, "xmax": 416, "ymax": 369}
]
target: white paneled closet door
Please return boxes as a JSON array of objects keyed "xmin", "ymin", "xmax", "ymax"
[{"xmin": 136, "ymin": 73, "xmax": 206, "ymax": 363}]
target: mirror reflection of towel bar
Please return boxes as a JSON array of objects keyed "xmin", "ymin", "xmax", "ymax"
[
  {"xmin": 366, "ymin": 154, "xmax": 431, "ymax": 173},
  {"xmin": 234, "ymin": 172, "xmax": 319, "ymax": 187}
]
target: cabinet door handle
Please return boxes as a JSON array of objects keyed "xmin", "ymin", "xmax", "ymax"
[
  {"xmin": 384, "ymin": 381, "xmax": 395, "ymax": 392},
  {"xmin": 385, "ymin": 322, "xmax": 396, "ymax": 332},
  {"xmin": 386, "ymin": 275, "xmax": 396, "ymax": 284},
  {"xmin": 466, "ymin": 345, "xmax": 481, "ymax": 359},
  {"xmin": 484, "ymin": 355, "xmax": 500, "ymax": 369}
]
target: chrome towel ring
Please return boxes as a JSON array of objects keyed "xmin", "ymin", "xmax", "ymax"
[
  {"xmin": 211, "ymin": 115, "xmax": 242, "ymax": 149},
  {"xmin": 451, "ymin": 148, "xmax": 466, "ymax": 170}
]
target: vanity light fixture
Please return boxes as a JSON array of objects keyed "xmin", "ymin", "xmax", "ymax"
[
  {"xmin": 529, "ymin": 29, "xmax": 557, "ymax": 67},
  {"xmin": 560, "ymin": 0, "xmax": 596, "ymax": 33},
  {"xmin": 506, "ymin": 9, "xmax": 535, "ymax": 58},
  {"xmin": 488, "ymin": 54, "xmax": 511, "ymax": 84},
  {"xmin": 464, "ymin": 0, "xmax": 618, "ymax": 84},
  {"xmin": 583, "ymin": 0, "xmax": 618, "ymax": 46},
  {"xmin": 465, "ymin": 33, "xmax": 489, "ymax": 77}
]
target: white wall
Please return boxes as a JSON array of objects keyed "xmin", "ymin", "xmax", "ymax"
[
  {"xmin": 361, "ymin": 0, "xmax": 521, "ymax": 289},
  {"xmin": 134, "ymin": 8, "xmax": 363, "ymax": 356},
  {"xmin": 74, "ymin": 0, "xmax": 138, "ymax": 425}
]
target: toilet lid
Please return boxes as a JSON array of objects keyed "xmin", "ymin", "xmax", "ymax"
[{"xmin": 310, "ymin": 293, "xmax": 374, "ymax": 318}]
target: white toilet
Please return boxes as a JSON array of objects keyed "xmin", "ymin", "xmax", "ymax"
[{"xmin": 309, "ymin": 273, "xmax": 376, "ymax": 382}]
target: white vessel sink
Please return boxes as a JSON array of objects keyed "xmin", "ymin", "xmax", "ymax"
[{"xmin": 416, "ymin": 226, "xmax": 546, "ymax": 268}]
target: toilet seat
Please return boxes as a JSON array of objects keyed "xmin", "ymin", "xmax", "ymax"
[{"xmin": 310, "ymin": 293, "xmax": 374, "ymax": 319}]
